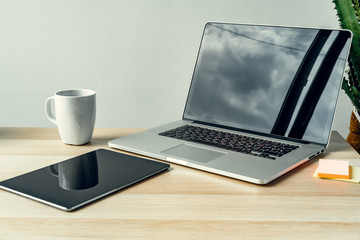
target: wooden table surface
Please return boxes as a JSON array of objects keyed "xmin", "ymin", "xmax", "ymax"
[{"xmin": 0, "ymin": 128, "xmax": 359, "ymax": 239}]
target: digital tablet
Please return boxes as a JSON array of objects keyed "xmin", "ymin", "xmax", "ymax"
[{"xmin": 0, "ymin": 149, "xmax": 170, "ymax": 211}]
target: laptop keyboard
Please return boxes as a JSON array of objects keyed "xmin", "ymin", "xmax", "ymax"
[{"xmin": 159, "ymin": 125, "xmax": 299, "ymax": 160}]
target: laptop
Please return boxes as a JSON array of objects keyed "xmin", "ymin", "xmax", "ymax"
[{"xmin": 109, "ymin": 22, "xmax": 352, "ymax": 184}]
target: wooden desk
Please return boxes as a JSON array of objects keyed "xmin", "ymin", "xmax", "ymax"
[{"xmin": 0, "ymin": 128, "xmax": 359, "ymax": 239}]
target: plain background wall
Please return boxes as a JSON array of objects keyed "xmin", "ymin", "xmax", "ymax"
[{"xmin": 0, "ymin": 0, "xmax": 354, "ymax": 139}]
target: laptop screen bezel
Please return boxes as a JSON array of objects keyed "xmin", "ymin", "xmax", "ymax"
[{"xmin": 181, "ymin": 22, "xmax": 352, "ymax": 147}]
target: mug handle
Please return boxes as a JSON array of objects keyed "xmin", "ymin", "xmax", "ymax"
[
  {"xmin": 45, "ymin": 96, "xmax": 57, "ymax": 125},
  {"xmin": 49, "ymin": 164, "xmax": 59, "ymax": 177}
]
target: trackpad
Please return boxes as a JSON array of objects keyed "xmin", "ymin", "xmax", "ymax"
[{"xmin": 161, "ymin": 144, "xmax": 225, "ymax": 163}]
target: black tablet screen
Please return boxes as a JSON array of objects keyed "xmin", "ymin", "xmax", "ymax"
[{"xmin": 0, "ymin": 149, "xmax": 170, "ymax": 211}]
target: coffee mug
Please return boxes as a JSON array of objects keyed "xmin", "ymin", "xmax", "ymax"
[
  {"xmin": 49, "ymin": 151, "xmax": 99, "ymax": 190},
  {"xmin": 45, "ymin": 89, "xmax": 96, "ymax": 145}
]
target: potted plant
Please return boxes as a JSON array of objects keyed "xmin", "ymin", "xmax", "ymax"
[{"xmin": 334, "ymin": 0, "xmax": 360, "ymax": 152}]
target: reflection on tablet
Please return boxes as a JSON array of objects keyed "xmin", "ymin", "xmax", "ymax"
[
  {"xmin": 49, "ymin": 151, "xmax": 99, "ymax": 190},
  {"xmin": 0, "ymin": 149, "xmax": 170, "ymax": 211}
]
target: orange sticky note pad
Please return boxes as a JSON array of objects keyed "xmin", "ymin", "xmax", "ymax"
[{"xmin": 317, "ymin": 159, "xmax": 350, "ymax": 179}]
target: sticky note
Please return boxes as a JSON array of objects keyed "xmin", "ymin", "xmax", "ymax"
[
  {"xmin": 317, "ymin": 159, "xmax": 349, "ymax": 179},
  {"xmin": 313, "ymin": 166, "xmax": 360, "ymax": 183}
]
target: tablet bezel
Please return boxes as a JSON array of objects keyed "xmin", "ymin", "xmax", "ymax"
[{"xmin": 0, "ymin": 149, "xmax": 170, "ymax": 211}]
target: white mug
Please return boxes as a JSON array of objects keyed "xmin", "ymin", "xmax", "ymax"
[{"xmin": 45, "ymin": 89, "xmax": 96, "ymax": 145}]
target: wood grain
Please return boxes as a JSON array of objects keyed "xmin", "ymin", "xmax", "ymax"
[{"xmin": 0, "ymin": 128, "xmax": 359, "ymax": 239}]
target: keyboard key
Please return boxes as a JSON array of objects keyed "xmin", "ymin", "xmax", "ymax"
[{"xmin": 159, "ymin": 125, "xmax": 298, "ymax": 160}]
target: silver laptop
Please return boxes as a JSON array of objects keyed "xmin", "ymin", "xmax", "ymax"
[{"xmin": 109, "ymin": 22, "xmax": 352, "ymax": 184}]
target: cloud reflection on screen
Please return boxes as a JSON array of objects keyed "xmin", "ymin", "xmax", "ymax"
[{"xmin": 183, "ymin": 23, "xmax": 350, "ymax": 144}]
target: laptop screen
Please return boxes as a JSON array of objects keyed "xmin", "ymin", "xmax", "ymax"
[{"xmin": 183, "ymin": 23, "xmax": 351, "ymax": 145}]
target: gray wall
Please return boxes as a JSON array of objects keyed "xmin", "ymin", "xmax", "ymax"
[{"xmin": 0, "ymin": 0, "xmax": 353, "ymax": 139}]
